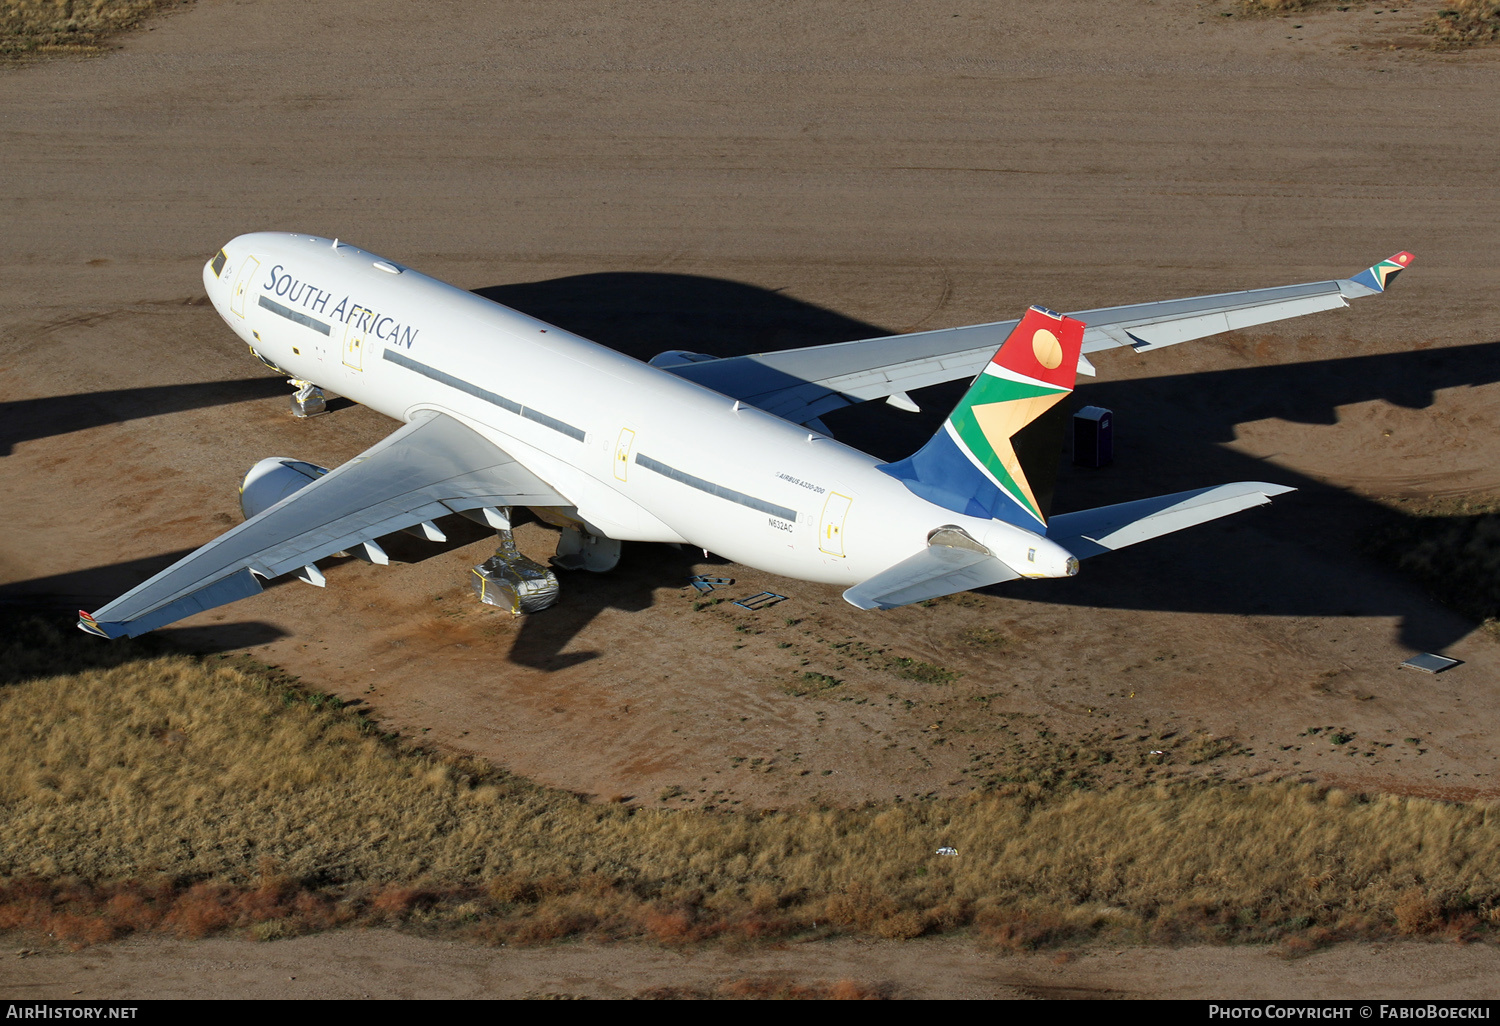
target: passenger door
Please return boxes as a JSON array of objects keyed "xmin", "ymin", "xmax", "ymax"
[
  {"xmin": 342, "ymin": 316, "xmax": 367, "ymax": 371},
  {"xmin": 819, "ymin": 492, "xmax": 852, "ymax": 557},
  {"xmin": 230, "ymin": 256, "xmax": 260, "ymax": 319}
]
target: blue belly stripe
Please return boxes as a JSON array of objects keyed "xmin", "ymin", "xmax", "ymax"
[
  {"xmin": 635, "ymin": 453, "xmax": 797, "ymax": 522},
  {"xmin": 258, "ymin": 295, "xmax": 331, "ymax": 335}
]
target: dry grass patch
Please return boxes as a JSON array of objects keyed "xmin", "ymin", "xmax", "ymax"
[
  {"xmin": 1364, "ymin": 495, "xmax": 1500, "ymax": 630},
  {"xmin": 0, "ymin": 0, "xmax": 187, "ymax": 59},
  {"xmin": 638, "ymin": 977, "xmax": 893, "ymax": 1000},
  {"xmin": 1237, "ymin": 0, "xmax": 1337, "ymax": 12},
  {"xmin": 1214, "ymin": 0, "xmax": 1500, "ymax": 50},
  {"xmin": 1422, "ymin": 0, "xmax": 1500, "ymax": 45},
  {"xmin": 2, "ymin": 614, "xmax": 1500, "ymax": 950},
  {"xmin": 961, "ymin": 626, "xmax": 1013, "ymax": 650},
  {"xmin": 889, "ymin": 657, "xmax": 959, "ymax": 685}
]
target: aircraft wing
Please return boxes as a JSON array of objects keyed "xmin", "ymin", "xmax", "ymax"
[
  {"xmin": 842, "ymin": 544, "xmax": 1021, "ymax": 611},
  {"xmin": 79, "ymin": 411, "xmax": 566, "ymax": 639},
  {"xmin": 669, "ymin": 253, "xmax": 1413, "ymax": 427},
  {"xmin": 1046, "ymin": 482, "xmax": 1295, "ymax": 560}
]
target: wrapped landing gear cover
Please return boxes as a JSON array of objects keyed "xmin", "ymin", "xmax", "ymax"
[
  {"xmin": 471, "ymin": 534, "xmax": 559, "ymax": 614},
  {"xmin": 289, "ymin": 379, "xmax": 327, "ymax": 418}
]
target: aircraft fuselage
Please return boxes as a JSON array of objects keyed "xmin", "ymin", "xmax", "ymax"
[{"xmin": 206, "ymin": 232, "xmax": 1077, "ymax": 587}]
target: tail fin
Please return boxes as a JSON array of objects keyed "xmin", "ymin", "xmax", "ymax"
[{"xmin": 878, "ymin": 305, "xmax": 1085, "ymax": 527}]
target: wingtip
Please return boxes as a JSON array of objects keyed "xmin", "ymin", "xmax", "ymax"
[
  {"xmin": 1349, "ymin": 251, "xmax": 1414, "ymax": 294},
  {"xmin": 76, "ymin": 610, "xmax": 115, "ymax": 639}
]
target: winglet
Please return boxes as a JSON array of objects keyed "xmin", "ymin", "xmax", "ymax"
[
  {"xmin": 1347, "ymin": 251, "xmax": 1414, "ymax": 294},
  {"xmin": 77, "ymin": 610, "xmax": 122, "ymax": 639}
]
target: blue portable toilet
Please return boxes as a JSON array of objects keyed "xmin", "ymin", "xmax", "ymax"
[{"xmin": 1073, "ymin": 406, "xmax": 1113, "ymax": 468}]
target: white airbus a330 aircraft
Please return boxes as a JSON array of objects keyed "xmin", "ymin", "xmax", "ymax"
[{"xmin": 79, "ymin": 234, "xmax": 1411, "ymax": 638}]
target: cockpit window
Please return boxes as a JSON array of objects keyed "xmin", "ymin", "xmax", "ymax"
[{"xmin": 211, "ymin": 250, "xmax": 227, "ymax": 277}]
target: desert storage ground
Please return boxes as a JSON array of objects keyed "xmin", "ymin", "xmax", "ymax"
[{"xmin": 3, "ymin": 0, "xmax": 1499, "ymax": 999}]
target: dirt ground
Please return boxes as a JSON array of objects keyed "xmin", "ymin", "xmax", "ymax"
[
  {"xmin": 8, "ymin": 931, "xmax": 1500, "ymax": 1000},
  {"xmin": 2, "ymin": 0, "xmax": 1499, "ymax": 997}
]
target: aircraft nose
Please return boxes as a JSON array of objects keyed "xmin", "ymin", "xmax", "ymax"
[{"xmin": 203, "ymin": 245, "xmax": 236, "ymax": 323}]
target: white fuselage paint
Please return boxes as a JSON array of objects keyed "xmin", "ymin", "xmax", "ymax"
[{"xmin": 206, "ymin": 232, "xmax": 1076, "ymax": 588}]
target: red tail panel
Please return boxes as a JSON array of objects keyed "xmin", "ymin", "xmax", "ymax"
[{"xmin": 988, "ymin": 306, "xmax": 1085, "ymax": 389}]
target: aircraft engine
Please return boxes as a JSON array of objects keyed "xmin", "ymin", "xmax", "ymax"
[
  {"xmin": 239, "ymin": 457, "xmax": 329, "ymax": 520},
  {"xmin": 646, "ymin": 350, "xmax": 717, "ymax": 369}
]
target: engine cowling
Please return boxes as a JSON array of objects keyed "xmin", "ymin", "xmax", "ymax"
[{"xmin": 240, "ymin": 457, "xmax": 329, "ymax": 520}]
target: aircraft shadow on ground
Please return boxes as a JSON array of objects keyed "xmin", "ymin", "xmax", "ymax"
[
  {"xmin": 476, "ymin": 273, "xmax": 889, "ymax": 364},
  {"xmin": 0, "ymin": 548, "xmax": 201, "ymax": 610},
  {"xmin": 0, "ymin": 376, "xmax": 288, "ymax": 456},
  {"xmin": 0, "ymin": 551, "xmax": 290, "ymax": 656},
  {"xmin": 482, "ymin": 272, "xmax": 1500, "ymax": 656},
  {"xmin": 1019, "ymin": 340, "xmax": 1500, "ymax": 651},
  {"xmin": 506, "ymin": 536, "xmax": 723, "ymax": 671},
  {"xmin": 8, "ymin": 277, "xmax": 1493, "ymax": 668}
]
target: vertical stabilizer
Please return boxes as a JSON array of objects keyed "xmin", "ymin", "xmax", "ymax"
[{"xmin": 878, "ymin": 306, "xmax": 1084, "ymax": 526}]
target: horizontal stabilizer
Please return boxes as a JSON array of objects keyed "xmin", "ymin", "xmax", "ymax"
[
  {"xmin": 843, "ymin": 544, "xmax": 1020, "ymax": 611},
  {"xmin": 1046, "ymin": 482, "xmax": 1294, "ymax": 560}
]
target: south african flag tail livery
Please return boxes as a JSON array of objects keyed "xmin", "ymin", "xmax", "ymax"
[
  {"xmin": 879, "ymin": 305, "xmax": 1084, "ymax": 529},
  {"xmin": 1348, "ymin": 251, "xmax": 1414, "ymax": 294}
]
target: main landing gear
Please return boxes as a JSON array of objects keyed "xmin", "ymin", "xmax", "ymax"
[
  {"xmin": 468, "ymin": 507, "xmax": 622, "ymax": 615},
  {"xmin": 289, "ymin": 379, "xmax": 327, "ymax": 418},
  {"xmin": 469, "ymin": 506, "xmax": 561, "ymax": 614}
]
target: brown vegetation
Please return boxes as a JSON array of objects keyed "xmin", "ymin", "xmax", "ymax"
[
  {"xmin": 1364, "ymin": 495, "xmax": 1500, "ymax": 632},
  {"xmin": 2, "ymin": 615, "xmax": 1499, "ymax": 952},
  {"xmin": 638, "ymin": 977, "xmax": 892, "ymax": 1000},
  {"xmin": 1238, "ymin": 0, "xmax": 1335, "ymax": 12},
  {"xmin": 1229, "ymin": 0, "xmax": 1500, "ymax": 49},
  {"xmin": 1422, "ymin": 0, "xmax": 1500, "ymax": 45},
  {"xmin": 0, "ymin": 0, "xmax": 185, "ymax": 59}
]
